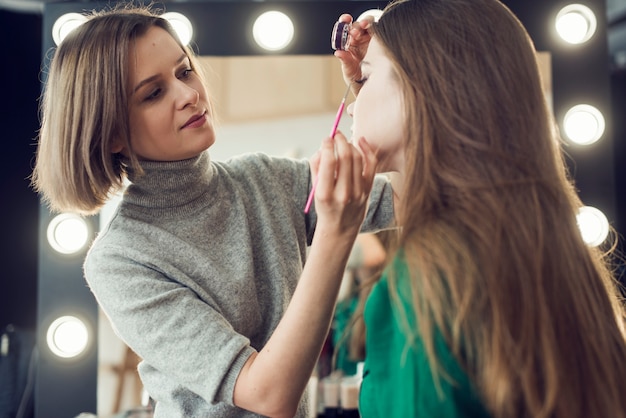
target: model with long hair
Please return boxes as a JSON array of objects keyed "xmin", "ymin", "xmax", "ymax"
[{"xmin": 336, "ymin": 0, "xmax": 626, "ymax": 416}]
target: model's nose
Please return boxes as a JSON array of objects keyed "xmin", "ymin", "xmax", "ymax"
[{"xmin": 346, "ymin": 101, "xmax": 355, "ymax": 117}]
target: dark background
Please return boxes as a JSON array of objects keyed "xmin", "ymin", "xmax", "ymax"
[{"xmin": 0, "ymin": 7, "xmax": 42, "ymax": 331}]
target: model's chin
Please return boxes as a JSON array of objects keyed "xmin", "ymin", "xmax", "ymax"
[{"xmin": 205, "ymin": 136, "xmax": 216, "ymax": 150}]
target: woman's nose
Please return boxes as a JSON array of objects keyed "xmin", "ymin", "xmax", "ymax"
[
  {"xmin": 346, "ymin": 102, "xmax": 355, "ymax": 117},
  {"xmin": 177, "ymin": 82, "xmax": 199, "ymax": 109}
]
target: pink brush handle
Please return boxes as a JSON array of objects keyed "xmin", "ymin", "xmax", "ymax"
[
  {"xmin": 303, "ymin": 176, "xmax": 319, "ymax": 214},
  {"xmin": 329, "ymin": 99, "xmax": 346, "ymax": 137},
  {"xmin": 304, "ymin": 85, "xmax": 351, "ymax": 214},
  {"xmin": 304, "ymin": 99, "xmax": 347, "ymax": 214}
]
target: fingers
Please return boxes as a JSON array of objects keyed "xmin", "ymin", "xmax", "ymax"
[
  {"xmin": 333, "ymin": 131, "xmax": 359, "ymax": 201},
  {"xmin": 308, "ymin": 148, "xmax": 321, "ymax": 179},
  {"xmin": 349, "ymin": 18, "xmax": 373, "ymax": 48},
  {"xmin": 334, "ymin": 50, "xmax": 361, "ymax": 91},
  {"xmin": 333, "ymin": 14, "xmax": 373, "ymax": 95},
  {"xmin": 356, "ymin": 136, "xmax": 378, "ymax": 188},
  {"xmin": 315, "ymin": 131, "xmax": 373, "ymax": 215},
  {"xmin": 315, "ymin": 137, "xmax": 336, "ymax": 204},
  {"xmin": 351, "ymin": 146, "xmax": 365, "ymax": 199},
  {"xmin": 338, "ymin": 13, "xmax": 353, "ymax": 24}
]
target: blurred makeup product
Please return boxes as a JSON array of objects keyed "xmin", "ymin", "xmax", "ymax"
[
  {"xmin": 304, "ymin": 84, "xmax": 351, "ymax": 213},
  {"xmin": 321, "ymin": 375, "xmax": 341, "ymax": 418},
  {"xmin": 316, "ymin": 368, "xmax": 363, "ymax": 417},
  {"xmin": 331, "ymin": 21, "xmax": 351, "ymax": 51},
  {"xmin": 339, "ymin": 376, "xmax": 360, "ymax": 418}
]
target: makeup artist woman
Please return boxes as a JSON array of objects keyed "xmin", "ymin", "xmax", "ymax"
[{"xmin": 31, "ymin": 6, "xmax": 394, "ymax": 418}]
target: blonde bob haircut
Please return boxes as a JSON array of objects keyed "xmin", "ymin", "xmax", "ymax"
[{"xmin": 32, "ymin": 5, "xmax": 204, "ymax": 215}]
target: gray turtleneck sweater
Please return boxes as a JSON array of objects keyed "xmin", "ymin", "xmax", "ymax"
[{"xmin": 84, "ymin": 151, "xmax": 394, "ymax": 417}]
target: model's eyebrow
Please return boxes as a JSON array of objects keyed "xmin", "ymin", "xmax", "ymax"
[
  {"xmin": 133, "ymin": 53, "xmax": 188, "ymax": 94},
  {"xmin": 360, "ymin": 60, "xmax": 371, "ymax": 70}
]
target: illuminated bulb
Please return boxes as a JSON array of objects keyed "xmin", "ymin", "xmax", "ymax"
[
  {"xmin": 555, "ymin": 4, "xmax": 597, "ymax": 44},
  {"xmin": 356, "ymin": 9, "xmax": 384, "ymax": 23},
  {"xmin": 563, "ymin": 104, "xmax": 605, "ymax": 145},
  {"xmin": 52, "ymin": 13, "xmax": 88, "ymax": 46},
  {"xmin": 47, "ymin": 213, "xmax": 90, "ymax": 255},
  {"xmin": 46, "ymin": 316, "xmax": 89, "ymax": 358},
  {"xmin": 162, "ymin": 12, "xmax": 194, "ymax": 46},
  {"xmin": 253, "ymin": 11, "xmax": 294, "ymax": 51},
  {"xmin": 577, "ymin": 206, "xmax": 609, "ymax": 247}
]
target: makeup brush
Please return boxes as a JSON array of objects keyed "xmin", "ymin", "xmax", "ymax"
[{"xmin": 304, "ymin": 84, "xmax": 351, "ymax": 214}]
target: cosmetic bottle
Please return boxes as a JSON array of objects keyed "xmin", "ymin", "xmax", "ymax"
[
  {"xmin": 321, "ymin": 374, "xmax": 341, "ymax": 418},
  {"xmin": 339, "ymin": 375, "xmax": 360, "ymax": 418},
  {"xmin": 308, "ymin": 373, "xmax": 320, "ymax": 418}
]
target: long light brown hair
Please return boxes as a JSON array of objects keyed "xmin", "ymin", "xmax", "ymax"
[
  {"xmin": 373, "ymin": 0, "xmax": 626, "ymax": 416},
  {"xmin": 31, "ymin": 5, "xmax": 204, "ymax": 215}
]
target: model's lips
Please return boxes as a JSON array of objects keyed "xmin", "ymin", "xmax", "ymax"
[{"xmin": 181, "ymin": 111, "xmax": 207, "ymax": 129}]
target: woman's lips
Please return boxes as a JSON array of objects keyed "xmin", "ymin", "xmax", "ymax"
[{"xmin": 182, "ymin": 112, "xmax": 207, "ymax": 129}]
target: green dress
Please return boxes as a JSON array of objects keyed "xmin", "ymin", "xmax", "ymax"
[
  {"xmin": 359, "ymin": 255, "xmax": 491, "ymax": 418},
  {"xmin": 333, "ymin": 295, "xmax": 360, "ymax": 375}
]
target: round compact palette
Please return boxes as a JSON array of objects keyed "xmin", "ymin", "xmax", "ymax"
[{"xmin": 331, "ymin": 21, "xmax": 351, "ymax": 51}]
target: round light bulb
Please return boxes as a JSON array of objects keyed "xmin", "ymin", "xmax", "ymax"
[
  {"xmin": 356, "ymin": 9, "xmax": 384, "ymax": 23},
  {"xmin": 253, "ymin": 11, "xmax": 295, "ymax": 51},
  {"xmin": 46, "ymin": 316, "xmax": 90, "ymax": 358},
  {"xmin": 577, "ymin": 206, "xmax": 609, "ymax": 247},
  {"xmin": 563, "ymin": 104, "xmax": 605, "ymax": 145},
  {"xmin": 47, "ymin": 213, "xmax": 90, "ymax": 255},
  {"xmin": 555, "ymin": 4, "xmax": 597, "ymax": 44},
  {"xmin": 162, "ymin": 12, "xmax": 194, "ymax": 46},
  {"xmin": 52, "ymin": 13, "xmax": 88, "ymax": 46}
]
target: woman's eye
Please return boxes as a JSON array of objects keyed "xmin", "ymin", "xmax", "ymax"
[
  {"xmin": 145, "ymin": 88, "xmax": 162, "ymax": 101},
  {"xmin": 179, "ymin": 68, "xmax": 193, "ymax": 79},
  {"xmin": 355, "ymin": 76, "xmax": 369, "ymax": 85}
]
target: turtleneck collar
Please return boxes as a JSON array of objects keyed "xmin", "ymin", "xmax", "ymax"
[{"xmin": 123, "ymin": 151, "xmax": 215, "ymax": 210}]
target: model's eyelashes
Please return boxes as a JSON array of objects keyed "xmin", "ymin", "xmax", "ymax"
[
  {"xmin": 178, "ymin": 67, "xmax": 193, "ymax": 79},
  {"xmin": 354, "ymin": 76, "xmax": 369, "ymax": 85}
]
